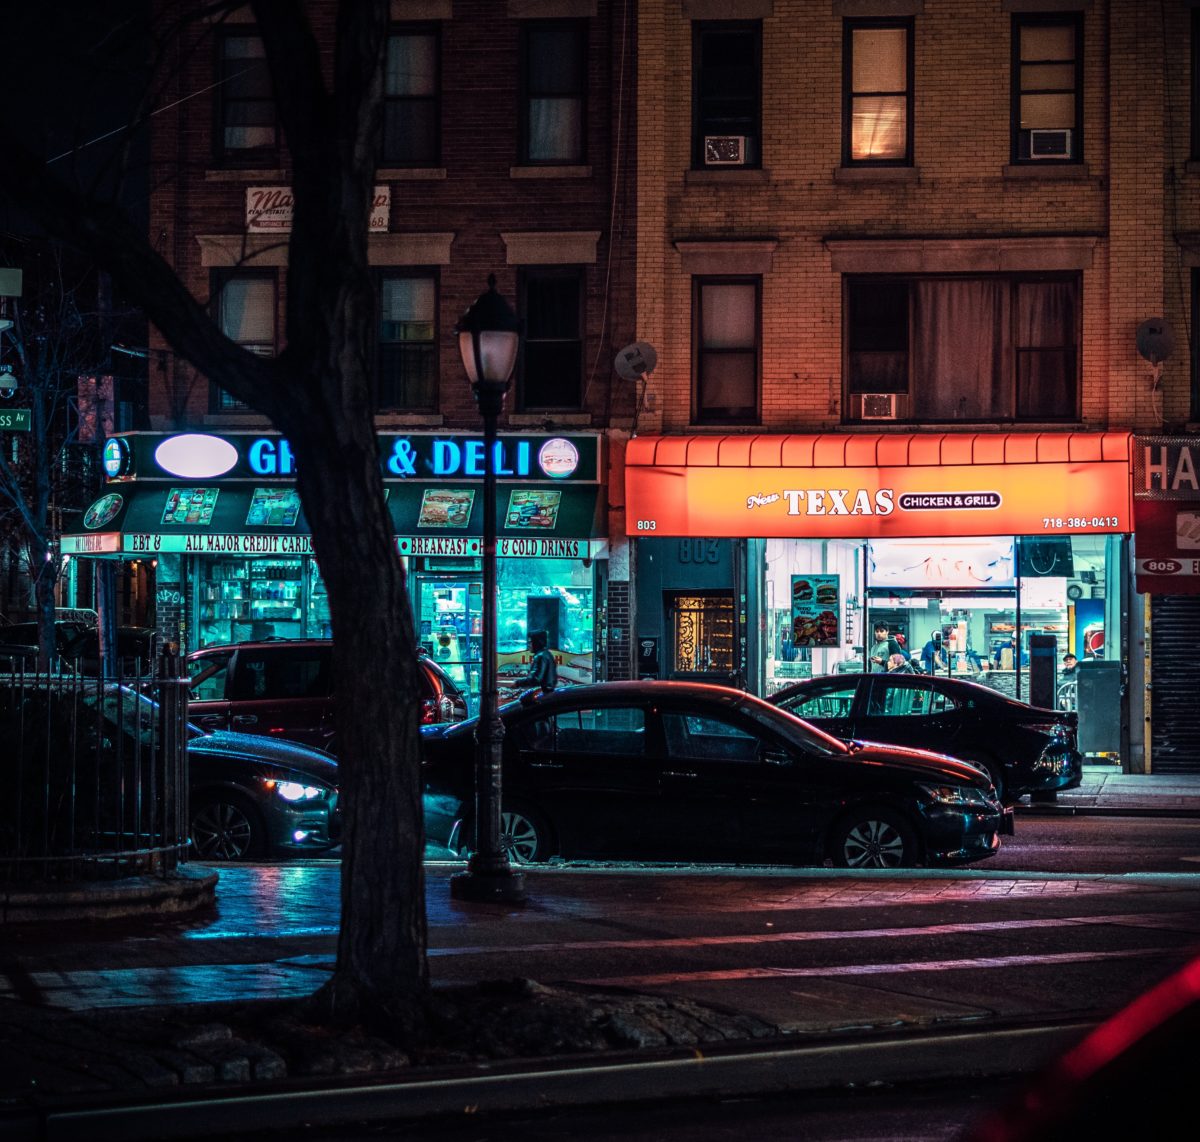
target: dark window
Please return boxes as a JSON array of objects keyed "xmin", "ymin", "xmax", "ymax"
[
  {"xmin": 215, "ymin": 33, "xmax": 277, "ymax": 163},
  {"xmin": 845, "ymin": 275, "xmax": 1079, "ymax": 422},
  {"xmin": 1193, "ymin": 10, "xmax": 1200, "ymax": 161},
  {"xmin": 377, "ymin": 273, "xmax": 437, "ymax": 411},
  {"xmin": 232, "ymin": 649, "xmax": 330, "ymax": 701},
  {"xmin": 213, "ymin": 272, "xmax": 276, "ymax": 412},
  {"xmin": 1192, "ymin": 270, "xmax": 1200, "ymax": 421},
  {"xmin": 778, "ymin": 680, "xmax": 859, "ymax": 721},
  {"xmin": 843, "ymin": 19, "xmax": 912, "ymax": 165},
  {"xmin": 662, "ymin": 711, "xmax": 760, "ymax": 763},
  {"xmin": 520, "ymin": 21, "xmax": 586, "ymax": 164},
  {"xmin": 518, "ymin": 269, "xmax": 583, "ymax": 410},
  {"xmin": 694, "ymin": 277, "xmax": 760, "ymax": 424},
  {"xmin": 382, "ymin": 27, "xmax": 440, "ymax": 166},
  {"xmin": 1012, "ymin": 14, "xmax": 1081, "ymax": 163},
  {"xmin": 693, "ymin": 22, "xmax": 761, "ymax": 168}
]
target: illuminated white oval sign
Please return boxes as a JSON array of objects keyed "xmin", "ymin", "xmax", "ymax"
[
  {"xmin": 538, "ymin": 437, "xmax": 580, "ymax": 479},
  {"xmin": 154, "ymin": 434, "xmax": 239, "ymax": 479}
]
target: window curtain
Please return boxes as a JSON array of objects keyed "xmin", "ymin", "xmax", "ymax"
[
  {"xmin": 1016, "ymin": 281, "xmax": 1075, "ymax": 418},
  {"xmin": 911, "ymin": 280, "xmax": 1011, "ymax": 419}
]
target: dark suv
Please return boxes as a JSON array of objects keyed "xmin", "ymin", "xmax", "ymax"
[{"xmin": 185, "ymin": 639, "xmax": 467, "ymax": 754}]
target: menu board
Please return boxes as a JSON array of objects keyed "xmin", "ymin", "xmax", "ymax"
[
  {"xmin": 245, "ymin": 487, "xmax": 302, "ymax": 527},
  {"xmin": 418, "ymin": 488, "xmax": 474, "ymax": 528},
  {"xmin": 790, "ymin": 574, "xmax": 841, "ymax": 648},
  {"xmin": 505, "ymin": 489, "xmax": 562, "ymax": 529},
  {"xmin": 161, "ymin": 487, "xmax": 220, "ymax": 527}
]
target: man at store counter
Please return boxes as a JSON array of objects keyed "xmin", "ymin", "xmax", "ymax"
[
  {"xmin": 508, "ymin": 629, "xmax": 558, "ymax": 694},
  {"xmin": 992, "ymin": 633, "xmax": 1028, "ymax": 669}
]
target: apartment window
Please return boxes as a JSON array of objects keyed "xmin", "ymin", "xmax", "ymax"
[
  {"xmin": 694, "ymin": 278, "xmax": 760, "ymax": 424},
  {"xmin": 1192, "ymin": 9, "xmax": 1200, "ymax": 160},
  {"xmin": 213, "ymin": 274, "xmax": 276, "ymax": 412},
  {"xmin": 378, "ymin": 273, "xmax": 437, "ymax": 411},
  {"xmin": 843, "ymin": 20, "xmax": 912, "ymax": 165},
  {"xmin": 519, "ymin": 269, "xmax": 583, "ymax": 410},
  {"xmin": 520, "ymin": 21, "xmax": 586, "ymax": 164},
  {"xmin": 215, "ymin": 33, "xmax": 277, "ymax": 163},
  {"xmin": 1012, "ymin": 14, "xmax": 1081, "ymax": 163},
  {"xmin": 382, "ymin": 28, "xmax": 440, "ymax": 166},
  {"xmin": 1192, "ymin": 270, "xmax": 1200, "ymax": 421},
  {"xmin": 693, "ymin": 23, "xmax": 761, "ymax": 169},
  {"xmin": 845, "ymin": 275, "xmax": 1079, "ymax": 422}
]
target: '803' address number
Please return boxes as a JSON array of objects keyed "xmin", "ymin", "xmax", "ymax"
[{"xmin": 636, "ymin": 520, "xmax": 657, "ymax": 531}]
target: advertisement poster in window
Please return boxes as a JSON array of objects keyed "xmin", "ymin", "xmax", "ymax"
[
  {"xmin": 245, "ymin": 488, "xmax": 302, "ymax": 527},
  {"xmin": 506, "ymin": 490, "xmax": 562, "ymax": 529},
  {"xmin": 791, "ymin": 574, "xmax": 840, "ymax": 648},
  {"xmin": 418, "ymin": 489, "xmax": 474, "ymax": 528},
  {"xmin": 162, "ymin": 488, "xmax": 220, "ymax": 526}
]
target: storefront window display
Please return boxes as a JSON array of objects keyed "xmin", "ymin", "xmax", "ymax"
[
  {"xmin": 196, "ymin": 556, "xmax": 331, "ymax": 646},
  {"xmin": 412, "ymin": 555, "xmax": 596, "ymax": 715},
  {"xmin": 760, "ymin": 534, "xmax": 1121, "ymax": 725}
]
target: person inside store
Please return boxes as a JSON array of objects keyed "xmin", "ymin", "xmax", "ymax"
[
  {"xmin": 869, "ymin": 622, "xmax": 893, "ymax": 672},
  {"xmin": 1061, "ymin": 653, "xmax": 1078, "ymax": 676},
  {"xmin": 920, "ymin": 630, "xmax": 948, "ymax": 675},
  {"xmin": 511, "ymin": 629, "xmax": 558, "ymax": 693},
  {"xmin": 992, "ymin": 633, "xmax": 1028, "ymax": 669}
]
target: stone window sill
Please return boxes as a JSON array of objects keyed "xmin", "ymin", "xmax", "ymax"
[
  {"xmin": 510, "ymin": 166, "xmax": 592, "ymax": 179},
  {"xmin": 834, "ymin": 166, "xmax": 920, "ymax": 184},
  {"xmin": 1002, "ymin": 163, "xmax": 1092, "ymax": 182}
]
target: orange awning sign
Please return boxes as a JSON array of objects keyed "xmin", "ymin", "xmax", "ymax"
[{"xmin": 625, "ymin": 433, "xmax": 1132, "ymax": 540}]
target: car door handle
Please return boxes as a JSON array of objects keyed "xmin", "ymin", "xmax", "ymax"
[
  {"xmin": 232, "ymin": 714, "xmax": 258, "ymax": 726},
  {"xmin": 197, "ymin": 715, "xmax": 223, "ymax": 728},
  {"xmin": 662, "ymin": 769, "xmax": 697, "ymax": 779}
]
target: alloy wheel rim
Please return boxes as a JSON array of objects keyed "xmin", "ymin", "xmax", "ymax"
[
  {"xmin": 499, "ymin": 811, "xmax": 540, "ymax": 863},
  {"xmin": 843, "ymin": 819, "xmax": 905, "ymax": 868},
  {"xmin": 193, "ymin": 803, "xmax": 253, "ymax": 859}
]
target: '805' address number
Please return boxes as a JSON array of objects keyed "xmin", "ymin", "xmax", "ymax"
[{"xmin": 636, "ymin": 520, "xmax": 657, "ymax": 531}]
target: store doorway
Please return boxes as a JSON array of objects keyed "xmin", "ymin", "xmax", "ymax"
[
  {"xmin": 665, "ymin": 590, "xmax": 737, "ymax": 683},
  {"xmin": 414, "ymin": 575, "xmax": 482, "ymax": 712}
]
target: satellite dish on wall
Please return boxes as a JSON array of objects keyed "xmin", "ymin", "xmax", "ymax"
[
  {"xmin": 1136, "ymin": 318, "xmax": 1175, "ymax": 365},
  {"xmin": 614, "ymin": 341, "xmax": 658, "ymax": 382}
]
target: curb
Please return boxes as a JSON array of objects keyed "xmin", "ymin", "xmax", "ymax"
[
  {"xmin": 1016, "ymin": 804, "xmax": 1200, "ymax": 819},
  {"xmin": 2, "ymin": 1016, "xmax": 1097, "ymax": 1142},
  {"xmin": 0, "ymin": 868, "xmax": 218, "ymax": 925}
]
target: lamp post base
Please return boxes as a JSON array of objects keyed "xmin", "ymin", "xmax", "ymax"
[{"xmin": 449, "ymin": 864, "xmax": 528, "ymax": 904}]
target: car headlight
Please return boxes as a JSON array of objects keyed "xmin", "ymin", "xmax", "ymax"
[
  {"xmin": 918, "ymin": 782, "xmax": 993, "ymax": 808},
  {"xmin": 267, "ymin": 779, "xmax": 327, "ymax": 802}
]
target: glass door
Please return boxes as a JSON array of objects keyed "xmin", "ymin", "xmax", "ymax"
[{"xmin": 414, "ymin": 575, "xmax": 482, "ymax": 713}]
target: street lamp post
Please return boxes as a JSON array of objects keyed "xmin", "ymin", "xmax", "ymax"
[{"xmin": 449, "ymin": 276, "xmax": 527, "ymax": 905}]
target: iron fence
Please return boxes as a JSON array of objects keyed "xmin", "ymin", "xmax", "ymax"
[{"xmin": 0, "ymin": 656, "xmax": 190, "ymax": 882}]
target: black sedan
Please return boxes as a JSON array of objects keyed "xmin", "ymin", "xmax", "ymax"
[
  {"xmin": 1, "ymin": 677, "xmax": 340, "ymax": 862},
  {"xmin": 767, "ymin": 672, "xmax": 1081, "ymax": 802},
  {"xmin": 421, "ymin": 680, "xmax": 1012, "ymax": 869}
]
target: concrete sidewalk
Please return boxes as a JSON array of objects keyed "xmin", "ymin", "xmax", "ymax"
[{"xmin": 1019, "ymin": 764, "xmax": 1200, "ymax": 816}]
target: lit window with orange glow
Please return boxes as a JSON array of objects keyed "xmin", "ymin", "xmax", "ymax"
[{"xmin": 844, "ymin": 20, "xmax": 912, "ymax": 166}]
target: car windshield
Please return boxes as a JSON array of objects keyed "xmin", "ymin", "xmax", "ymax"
[
  {"xmin": 736, "ymin": 695, "xmax": 849, "ymax": 757},
  {"xmin": 82, "ymin": 684, "xmax": 205, "ymax": 744}
]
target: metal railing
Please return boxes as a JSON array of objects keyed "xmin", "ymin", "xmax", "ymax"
[{"xmin": 0, "ymin": 656, "xmax": 190, "ymax": 883}]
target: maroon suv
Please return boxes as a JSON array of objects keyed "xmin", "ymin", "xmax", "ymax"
[{"xmin": 186, "ymin": 639, "xmax": 467, "ymax": 754}]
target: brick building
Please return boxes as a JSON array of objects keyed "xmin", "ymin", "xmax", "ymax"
[
  {"xmin": 621, "ymin": 0, "xmax": 1200, "ymax": 774},
  {"xmin": 127, "ymin": 0, "xmax": 639, "ymax": 702}
]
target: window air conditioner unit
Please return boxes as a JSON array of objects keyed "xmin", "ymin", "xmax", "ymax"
[
  {"xmin": 704, "ymin": 135, "xmax": 748, "ymax": 166},
  {"xmin": 851, "ymin": 392, "xmax": 905, "ymax": 421},
  {"xmin": 1029, "ymin": 128, "xmax": 1072, "ymax": 159}
]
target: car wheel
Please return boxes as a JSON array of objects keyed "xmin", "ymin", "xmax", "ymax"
[
  {"xmin": 830, "ymin": 807, "xmax": 917, "ymax": 869},
  {"xmin": 190, "ymin": 792, "xmax": 267, "ymax": 860},
  {"xmin": 499, "ymin": 803, "xmax": 553, "ymax": 864}
]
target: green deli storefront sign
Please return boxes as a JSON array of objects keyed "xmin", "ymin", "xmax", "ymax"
[{"xmin": 64, "ymin": 431, "xmax": 606, "ymax": 557}]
